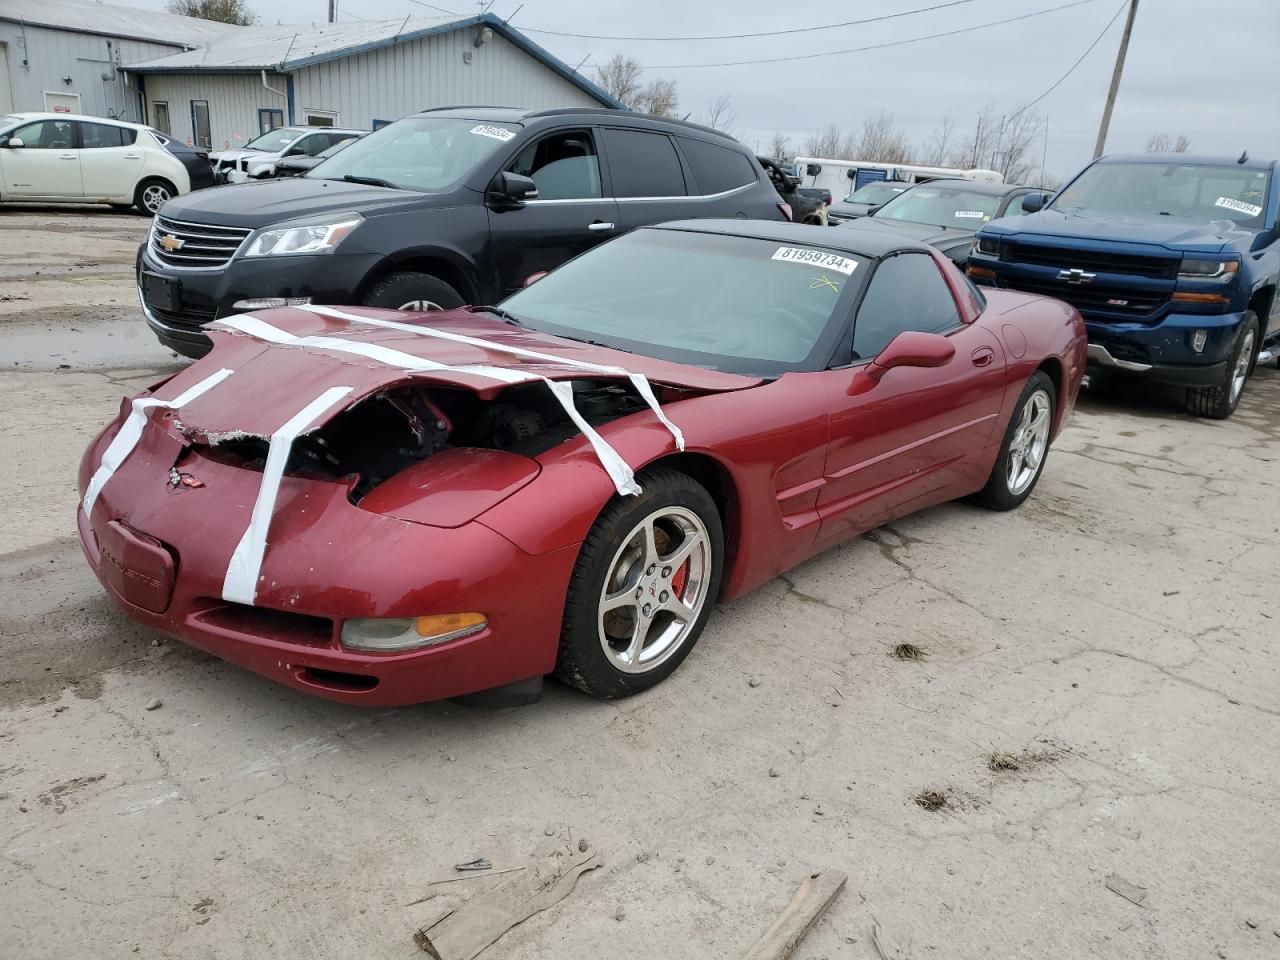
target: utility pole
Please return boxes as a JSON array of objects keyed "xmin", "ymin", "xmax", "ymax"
[
  {"xmin": 327, "ymin": 0, "xmax": 335, "ymax": 22},
  {"xmin": 1093, "ymin": 0, "xmax": 1140, "ymax": 159}
]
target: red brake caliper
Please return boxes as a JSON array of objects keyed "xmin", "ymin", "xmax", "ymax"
[{"xmin": 670, "ymin": 560, "xmax": 689, "ymax": 598}]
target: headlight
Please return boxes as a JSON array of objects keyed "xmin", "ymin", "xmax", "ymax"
[
  {"xmin": 340, "ymin": 613, "xmax": 487, "ymax": 652},
  {"xmin": 972, "ymin": 235, "xmax": 999, "ymax": 256},
  {"xmin": 1177, "ymin": 257, "xmax": 1238, "ymax": 280},
  {"xmin": 243, "ymin": 216, "xmax": 362, "ymax": 257}
]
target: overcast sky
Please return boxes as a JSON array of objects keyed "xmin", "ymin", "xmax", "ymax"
[{"xmin": 132, "ymin": 0, "xmax": 1280, "ymax": 182}]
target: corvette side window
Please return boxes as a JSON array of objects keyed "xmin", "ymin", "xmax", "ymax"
[
  {"xmin": 507, "ymin": 129, "xmax": 602, "ymax": 201},
  {"xmin": 852, "ymin": 253, "xmax": 961, "ymax": 361}
]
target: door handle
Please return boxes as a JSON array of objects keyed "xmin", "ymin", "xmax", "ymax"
[
  {"xmin": 58, "ymin": 154, "xmax": 77, "ymax": 160},
  {"xmin": 971, "ymin": 346, "xmax": 995, "ymax": 367},
  {"xmin": 588, "ymin": 221, "xmax": 615, "ymax": 232},
  {"xmin": 123, "ymin": 153, "xmax": 141, "ymax": 159}
]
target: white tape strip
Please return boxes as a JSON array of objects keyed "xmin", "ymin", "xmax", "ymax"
[
  {"xmin": 300, "ymin": 305, "xmax": 685, "ymax": 451},
  {"xmin": 221, "ymin": 385, "xmax": 354, "ymax": 605},
  {"xmin": 82, "ymin": 367, "xmax": 234, "ymax": 518},
  {"xmin": 216, "ymin": 313, "xmax": 643, "ymax": 496}
]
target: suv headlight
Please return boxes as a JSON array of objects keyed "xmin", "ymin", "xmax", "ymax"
[
  {"xmin": 244, "ymin": 215, "xmax": 362, "ymax": 257},
  {"xmin": 972, "ymin": 235, "xmax": 999, "ymax": 256},
  {"xmin": 1177, "ymin": 257, "xmax": 1239, "ymax": 280}
]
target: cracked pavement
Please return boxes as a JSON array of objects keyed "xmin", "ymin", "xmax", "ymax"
[{"xmin": 1, "ymin": 208, "xmax": 1278, "ymax": 959}]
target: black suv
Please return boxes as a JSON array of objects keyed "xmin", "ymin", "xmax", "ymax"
[{"xmin": 138, "ymin": 106, "xmax": 790, "ymax": 357}]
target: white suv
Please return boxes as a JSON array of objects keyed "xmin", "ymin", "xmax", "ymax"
[
  {"xmin": 0, "ymin": 113, "xmax": 212, "ymax": 214},
  {"xmin": 210, "ymin": 126, "xmax": 363, "ymax": 183}
]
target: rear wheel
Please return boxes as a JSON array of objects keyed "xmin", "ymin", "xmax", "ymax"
[
  {"xmin": 134, "ymin": 178, "xmax": 174, "ymax": 215},
  {"xmin": 555, "ymin": 468, "xmax": 723, "ymax": 699},
  {"xmin": 1184, "ymin": 313, "xmax": 1258, "ymax": 419},
  {"xmin": 361, "ymin": 271, "xmax": 464, "ymax": 312},
  {"xmin": 977, "ymin": 370, "xmax": 1056, "ymax": 511}
]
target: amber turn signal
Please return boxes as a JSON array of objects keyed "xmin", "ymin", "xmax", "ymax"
[
  {"xmin": 414, "ymin": 612, "xmax": 487, "ymax": 640},
  {"xmin": 1171, "ymin": 292, "xmax": 1231, "ymax": 304},
  {"xmin": 967, "ymin": 266, "xmax": 996, "ymax": 280}
]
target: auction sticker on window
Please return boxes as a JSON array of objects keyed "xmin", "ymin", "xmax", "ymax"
[
  {"xmin": 470, "ymin": 124, "xmax": 515, "ymax": 142},
  {"xmin": 1214, "ymin": 196, "xmax": 1262, "ymax": 217},
  {"xmin": 954, "ymin": 210, "xmax": 987, "ymax": 219},
  {"xmin": 771, "ymin": 246, "xmax": 858, "ymax": 275}
]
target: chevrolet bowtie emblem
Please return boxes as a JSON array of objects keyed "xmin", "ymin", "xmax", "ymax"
[
  {"xmin": 158, "ymin": 234, "xmax": 184, "ymax": 253},
  {"xmin": 1057, "ymin": 267, "xmax": 1096, "ymax": 285}
]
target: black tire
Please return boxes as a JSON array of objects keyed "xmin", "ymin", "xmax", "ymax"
[
  {"xmin": 1184, "ymin": 312, "xmax": 1258, "ymax": 419},
  {"xmin": 977, "ymin": 370, "xmax": 1057, "ymax": 511},
  {"xmin": 133, "ymin": 178, "xmax": 175, "ymax": 215},
  {"xmin": 361, "ymin": 271, "xmax": 464, "ymax": 311},
  {"xmin": 555, "ymin": 467, "xmax": 724, "ymax": 699},
  {"xmin": 109, "ymin": 203, "xmax": 133, "ymax": 213}
]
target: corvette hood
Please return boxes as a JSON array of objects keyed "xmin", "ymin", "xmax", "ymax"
[{"xmin": 168, "ymin": 304, "xmax": 762, "ymax": 440}]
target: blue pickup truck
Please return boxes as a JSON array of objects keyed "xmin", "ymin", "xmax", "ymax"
[{"xmin": 967, "ymin": 153, "xmax": 1278, "ymax": 418}]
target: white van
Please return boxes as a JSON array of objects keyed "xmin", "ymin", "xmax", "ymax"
[{"xmin": 794, "ymin": 157, "xmax": 1002, "ymax": 200}]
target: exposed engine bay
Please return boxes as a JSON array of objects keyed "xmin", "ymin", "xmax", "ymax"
[{"xmin": 191, "ymin": 379, "xmax": 655, "ymax": 502}]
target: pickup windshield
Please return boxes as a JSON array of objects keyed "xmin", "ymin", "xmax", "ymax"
[
  {"xmin": 1053, "ymin": 161, "xmax": 1271, "ymax": 227},
  {"xmin": 245, "ymin": 127, "xmax": 306, "ymax": 151},
  {"xmin": 844, "ymin": 181, "xmax": 909, "ymax": 204},
  {"xmin": 873, "ymin": 184, "xmax": 1001, "ymax": 229},
  {"xmin": 307, "ymin": 117, "xmax": 520, "ymax": 192},
  {"xmin": 499, "ymin": 229, "xmax": 864, "ymax": 376}
]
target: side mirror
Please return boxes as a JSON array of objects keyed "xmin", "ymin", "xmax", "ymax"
[
  {"xmin": 850, "ymin": 331, "xmax": 955, "ymax": 393},
  {"xmin": 865, "ymin": 203, "xmax": 884, "ymax": 216},
  {"xmin": 1021, "ymin": 191, "xmax": 1050, "ymax": 213},
  {"xmin": 523, "ymin": 270, "xmax": 548, "ymax": 287},
  {"xmin": 846, "ymin": 169, "xmax": 857, "ymax": 180},
  {"xmin": 491, "ymin": 171, "xmax": 539, "ymax": 204},
  {"xmin": 805, "ymin": 163, "xmax": 821, "ymax": 177},
  {"xmin": 3, "ymin": 137, "xmax": 24, "ymax": 149}
]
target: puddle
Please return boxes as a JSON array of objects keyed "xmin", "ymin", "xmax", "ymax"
[{"xmin": 0, "ymin": 318, "xmax": 184, "ymax": 371}]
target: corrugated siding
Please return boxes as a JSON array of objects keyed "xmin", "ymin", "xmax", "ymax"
[
  {"xmin": 0, "ymin": 23, "xmax": 181, "ymax": 121},
  {"xmin": 291, "ymin": 29, "xmax": 600, "ymax": 129},
  {"xmin": 140, "ymin": 72, "xmax": 288, "ymax": 149}
]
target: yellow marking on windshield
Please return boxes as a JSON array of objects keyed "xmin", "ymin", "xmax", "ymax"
[{"xmin": 809, "ymin": 275, "xmax": 841, "ymax": 293}]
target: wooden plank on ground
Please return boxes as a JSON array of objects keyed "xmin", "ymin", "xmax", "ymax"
[{"xmin": 739, "ymin": 869, "xmax": 847, "ymax": 960}]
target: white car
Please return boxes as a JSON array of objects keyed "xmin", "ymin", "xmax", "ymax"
[
  {"xmin": 210, "ymin": 126, "xmax": 362, "ymax": 183},
  {"xmin": 0, "ymin": 113, "xmax": 212, "ymax": 214}
]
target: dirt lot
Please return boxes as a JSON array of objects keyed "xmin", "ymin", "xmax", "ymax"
[{"xmin": 1, "ymin": 207, "xmax": 1277, "ymax": 960}]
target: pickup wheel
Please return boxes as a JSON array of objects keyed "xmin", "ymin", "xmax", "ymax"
[
  {"xmin": 976, "ymin": 370, "xmax": 1056, "ymax": 511},
  {"xmin": 1184, "ymin": 312, "xmax": 1258, "ymax": 420},
  {"xmin": 361, "ymin": 271, "xmax": 464, "ymax": 312}
]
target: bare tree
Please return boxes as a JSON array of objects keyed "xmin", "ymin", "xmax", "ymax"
[
  {"xmin": 1145, "ymin": 132, "xmax": 1192, "ymax": 153},
  {"xmin": 166, "ymin": 0, "xmax": 256, "ymax": 23},
  {"xmin": 801, "ymin": 124, "xmax": 855, "ymax": 159},
  {"xmin": 952, "ymin": 105, "xmax": 999, "ymax": 171},
  {"xmin": 852, "ymin": 111, "xmax": 912, "ymax": 163},
  {"xmin": 951, "ymin": 104, "xmax": 1044, "ymax": 183},
  {"xmin": 595, "ymin": 53, "xmax": 678, "ymax": 117},
  {"xmin": 767, "ymin": 131, "xmax": 791, "ymax": 161},
  {"xmin": 698, "ymin": 94, "xmax": 737, "ymax": 135},
  {"xmin": 920, "ymin": 111, "xmax": 956, "ymax": 166}
]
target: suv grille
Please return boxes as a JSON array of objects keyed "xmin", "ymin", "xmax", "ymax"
[
  {"xmin": 1004, "ymin": 242, "xmax": 1179, "ymax": 279},
  {"xmin": 150, "ymin": 216, "xmax": 251, "ymax": 269}
]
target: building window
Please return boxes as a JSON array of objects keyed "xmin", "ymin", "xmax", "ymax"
[
  {"xmin": 258, "ymin": 108, "xmax": 284, "ymax": 135},
  {"xmin": 371, "ymin": 119, "xmax": 392, "ymax": 130},
  {"xmin": 304, "ymin": 109, "xmax": 337, "ymax": 127},
  {"xmin": 152, "ymin": 101, "xmax": 170, "ymax": 135},
  {"xmin": 190, "ymin": 100, "xmax": 211, "ymax": 149}
]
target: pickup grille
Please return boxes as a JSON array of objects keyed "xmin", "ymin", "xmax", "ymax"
[
  {"xmin": 150, "ymin": 216, "xmax": 251, "ymax": 269},
  {"xmin": 1004, "ymin": 242, "xmax": 1179, "ymax": 279},
  {"xmin": 1008, "ymin": 279, "xmax": 1167, "ymax": 320}
]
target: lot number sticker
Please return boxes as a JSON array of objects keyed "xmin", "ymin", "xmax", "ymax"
[
  {"xmin": 470, "ymin": 124, "xmax": 516, "ymax": 142},
  {"xmin": 954, "ymin": 210, "xmax": 987, "ymax": 219},
  {"xmin": 1214, "ymin": 196, "xmax": 1262, "ymax": 218},
  {"xmin": 771, "ymin": 246, "xmax": 858, "ymax": 275}
]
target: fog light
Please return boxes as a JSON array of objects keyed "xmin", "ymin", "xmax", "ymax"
[
  {"xmin": 1192, "ymin": 329, "xmax": 1208, "ymax": 353},
  {"xmin": 341, "ymin": 613, "xmax": 487, "ymax": 652},
  {"xmin": 231, "ymin": 297, "xmax": 312, "ymax": 310}
]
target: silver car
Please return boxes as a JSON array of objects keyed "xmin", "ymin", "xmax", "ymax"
[{"xmin": 210, "ymin": 126, "xmax": 362, "ymax": 183}]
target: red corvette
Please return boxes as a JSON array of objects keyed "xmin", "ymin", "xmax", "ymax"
[{"xmin": 80, "ymin": 220, "xmax": 1085, "ymax": 706}]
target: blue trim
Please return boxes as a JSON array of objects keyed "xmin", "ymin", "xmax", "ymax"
[{"xmin": 285, "ymin": 75, "xmax": 296, "ymax": 125}]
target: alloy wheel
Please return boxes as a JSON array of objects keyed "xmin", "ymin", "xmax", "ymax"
[
  {"xmin": 397, "ymin": 300, "xmax": 444, "ymax": 311},
  {"xmin": 1230, "ymin": 330, "xmax": 1254, "ymax": 405},
  {"xmin": 1006, "ymin": 388, "xmax": 1052, "ymax": 496},
  {"xmin": 142, "ymin": 184, "xmax": 171, "ymax": 213}
]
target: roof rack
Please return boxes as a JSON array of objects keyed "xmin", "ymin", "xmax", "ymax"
[
  {"xmin": 416, "ymin": 105, "xmax": 526, "ymax": 113},
  {"xmin": 521, "ymin": 107, "xmax": 736, "ymax": 141}
]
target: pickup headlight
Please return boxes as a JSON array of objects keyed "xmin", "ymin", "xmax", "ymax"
[
  {"xmin": 244, "ymin": 216, "xmax": 362, "ymax": 257},
  {"xmin": 1177, "ymin": 257, "xmax": 1238, "ymax": 280},
  {"xmin": 972, "ymin": 235, "xmax": 1000, "ymax": 256}
]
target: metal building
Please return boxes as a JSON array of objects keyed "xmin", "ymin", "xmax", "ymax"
[
  {"xmin": 1, "ymin": 0, "xmax": 623, "ymax": 150},
  {"xmin": 0, "ymin": 0, "xmax": 239, "ymax": 119}
]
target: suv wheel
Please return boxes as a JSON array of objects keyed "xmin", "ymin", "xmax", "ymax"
[
  {"xmin": 362, "ymin": 271, "xmax": 464, "ymax": 312},
  {"xmin": 1185, "ymin": 312, "xmax": 1258, "ymax": 420}
]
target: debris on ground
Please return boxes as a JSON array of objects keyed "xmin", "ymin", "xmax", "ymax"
[
  {"xmin": 913, "ymin": 788, "xmax": 948, "ymax": 811},
  {"xmin": 891, "ymin": 643, "xmax": 927, "ymax": 661},
  {"xmin": 412, "ymin": 843, "xmax": 600, "ymax": 959},
  {"xmin": 870, "ymin": 918, "xmax": 914, "ymax": 960},
  {"xmin": 1104, "ymin": 873, "xmax": 1148, "ymax": 907},
  {"xmin": 614, "ymin": 903, "xmax": 626, "ymax": 922},
  {"xmin": 144, "ymin": 698, "xmax": 162, "ymax": 711},
  {"xmin": 739, "ymin": 869, "xmax": 846, "ymax": 960},
  {"xmin": 987, "ymin": 751, "xmax": 1020, "ymax": 771},
  {"xmin": 748, "ymin": 678, "xmax": 761, "ymax": 688},
  {"xmin": 454, "ymin": 858, "xmax": 491, "ymax": 873}
]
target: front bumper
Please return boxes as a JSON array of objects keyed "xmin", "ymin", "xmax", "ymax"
[
  {"xmin": 1081, "ymin": 310, "xmax": 1244, "ymax": 387},
  {"xmin": 136, "ymin": 244, "xmax": 380, "ymax": 357},
  {"xmin": 77, "ymin": 423, "xmax": 577, "ymax": 707}
]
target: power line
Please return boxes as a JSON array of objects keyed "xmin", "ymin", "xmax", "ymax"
[
  {"xmin": 1006, "ymin": 0, "xmax": 1128, "ymax": 121},
  {"xmin": 405, "ymin": 0, "xmax": 462, "ymax": 15},
  {"xmin": 519, "ymin": 0, "xmax": 988, "ymax": 42},
  {"xmin": 618, "ymin": 0, "xmax": 1100, "ymax": 70}
]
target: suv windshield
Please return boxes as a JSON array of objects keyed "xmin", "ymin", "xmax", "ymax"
[
  {"xmin": 308, "ymin": 117, "xmax": 521, "ymax": 192},
  {"xmin": 500, "ymin": 229, "xmax": 865, "ymax": 376},
  {"xmin": 245, "ymin": 127, "xmax": 305, "ymax": 151},
  {"xmin": 1053, "ymin": 161, "xmax": 1271, "ymax": 227},
  {"xmin": 845, "ymin": 181, "xmax": 909, "ymax": 204},
  {"xmin": 874, "ymin": 184, "xmax": 1000, "ymax": 229}
]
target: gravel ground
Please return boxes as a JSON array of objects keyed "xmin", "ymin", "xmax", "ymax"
[{"xmin": 1, "ymin": 206, "xmax": 1277, "ymax": 960}]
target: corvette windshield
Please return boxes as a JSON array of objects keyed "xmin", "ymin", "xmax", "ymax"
[
  {"xmin": 874, "ymin": 184, "xmax": 1001, "ymax": 229},
  {"xmin": 244, "ymin": 127, "xmax": 305, "ymax": 151},
  {"xmin": 1052, "ymin": 161, "xmax": 1270, "ymax": 227},
  {"xmin": 308, "ymin": 117, "xmax": 520, "ymax": 191},
  {"xmin": 500, "ymin": 229, "xmax": 864, "ymax": 376}
]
